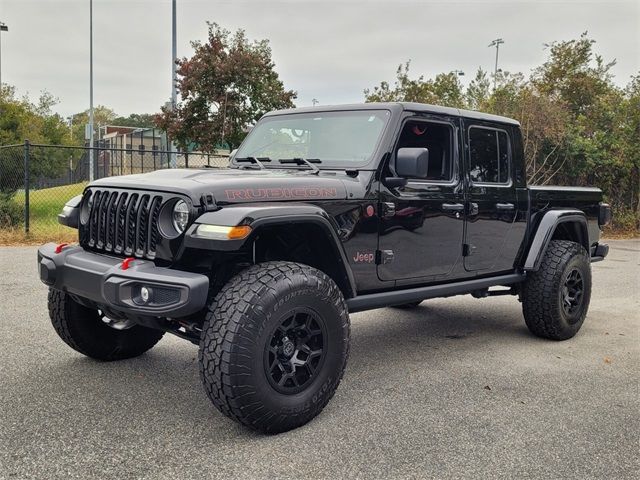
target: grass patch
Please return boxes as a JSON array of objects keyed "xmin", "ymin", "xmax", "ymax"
[
  {"xmin": 1, "ymin": 182, "xmax": 86, "ymax": 245},
  {"xmin": 0, "ymin": 224, "xmax": 79, "ymax": 245},
  {"xmin": 13, "ymin": 182, "xmax": 87, "ymax": 221}
]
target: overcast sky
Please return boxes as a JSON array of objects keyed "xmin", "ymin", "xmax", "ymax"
[{"xmin": 1, "ymin": 0, "xmax": 638, "ymax": 118}]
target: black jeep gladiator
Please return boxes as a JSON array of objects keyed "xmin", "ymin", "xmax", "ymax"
[{"xmin": 38, "ymin": 102, "xmax": 611, "ymax": 433}]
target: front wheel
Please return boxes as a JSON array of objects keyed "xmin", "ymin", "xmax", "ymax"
[
  {"xmin": 521, "ymin": 240, "xmax": 592, "ymax": 340},
  {"xmin": 198, "ymin": 261, "xmax": 350, "ymax": 434}
]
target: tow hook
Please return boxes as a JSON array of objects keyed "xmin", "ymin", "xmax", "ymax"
[
  {"xmin": 54, "ymin": 243, "xmax": 70, "ymax": 254},
  {"xmin": 121, "ymin": 257, "xmax": 136, "ymax": 270}
]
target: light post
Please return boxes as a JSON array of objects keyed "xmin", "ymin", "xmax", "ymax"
[
  {"xmin": 0, "ymin": 22, "xmax": 8, "ymax": 88},
  {"xmin": 88, "ymin": 0, "xmax": 95, "ymax": 181},
  {"xmin": 488, "ymin": 38, "xmax": 504, "ymax": 90},
  {"xmin": 169, "ymin": 0, "xmax": 177, "ymax": 167}
]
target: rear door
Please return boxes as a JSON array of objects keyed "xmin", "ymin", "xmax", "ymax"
[{"xmin": 463, "ymin": 122, "xmax": 524, "ymax": 272}]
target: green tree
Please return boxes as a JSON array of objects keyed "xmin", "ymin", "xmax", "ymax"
[
  {"xmin": 465, "ymin": 69, "xmax": 491, "ymax": 111},
  {"xmin": 0, "ymin": 85, "xmax": 79, "ymax": 226},
  {"xmin": 111, "ymin": 113, "xmax": 157, "ymax": 128},
  {"xmin": 68, "ymin": 105, "xmax": 117, "ymax": 145},
  {"xmin": 364, "ymin": 61, "xmax": 465, "ymax": 107},
  {"xmin": 0, "ymin": 85, "xmax": 72, "ymax": 146},
  {"xmin": 533, "ymin": 32, "xmax": 616, "ymax": 116},
  {"xmin": 156, "ymin": 22, "xmax": 297, "ymax": 152},
  {"xmin": 619, "ymin": 76, "xmax": 640, "ymax": 228}
]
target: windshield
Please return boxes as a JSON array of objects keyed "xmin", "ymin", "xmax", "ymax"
[{"xmin": 233, "ymin": 110, "xmax": 390, "ymax": 168}]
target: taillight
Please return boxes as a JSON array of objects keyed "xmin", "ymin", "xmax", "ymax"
[{"xmin": 598, "ymin": 203, "xmax": 612, "ymax": 227}]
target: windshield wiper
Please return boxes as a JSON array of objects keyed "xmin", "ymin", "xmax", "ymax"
[
  {"xmin": 234, "ymin": 156, "xmax": 271, "ymax": 169},
  {"xmin": 279, "ymin": 158, "xmax": 321, "ymax": 174}
]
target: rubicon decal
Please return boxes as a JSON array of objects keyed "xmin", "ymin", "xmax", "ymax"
[{"xmin": 225, "ymin": 187, "xmax": 338, "ymax": 201}]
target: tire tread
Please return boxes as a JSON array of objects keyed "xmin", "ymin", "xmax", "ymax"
[
  {"xmin": 522, "ymin": 240, "xmax": 591, "ymax": 340},
  {"xmin": 198, "ymin": 261, "xmax": 350, "ymax": 433}
]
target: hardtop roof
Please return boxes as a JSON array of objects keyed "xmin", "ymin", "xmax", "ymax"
[{"xmin": 264, "ymin": 102, "xmax": 520, "ymax": 126}]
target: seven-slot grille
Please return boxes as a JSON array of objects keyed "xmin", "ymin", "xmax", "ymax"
[{"xmin": 80, "ymin": 189, "xmax": 163, "ymax": 259}]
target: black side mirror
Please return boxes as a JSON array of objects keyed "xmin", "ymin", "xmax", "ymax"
[{"xmin": 396, "ymin": 147, "xmax": 430, "ymax": 178}]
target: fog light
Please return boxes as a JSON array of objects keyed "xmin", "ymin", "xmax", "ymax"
[{"xmin": 140, "ymin": 286, "xmax": 151, "ymax": 304}]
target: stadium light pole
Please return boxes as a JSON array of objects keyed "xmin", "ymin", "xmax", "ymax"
[
  {"xmin": 88, "ymin": 0, "xmax": 95, "ymax": 181},
  {"xmin": 169, "ymin": 0, "xmax": 177, "ymax": 167},
  {"xmin": 488, "ymin": 38, "xmax": 504, "ymax": 91},
  {"xmin": 0, "ymin": 22, "xmax": 9, "ymax": 88}
]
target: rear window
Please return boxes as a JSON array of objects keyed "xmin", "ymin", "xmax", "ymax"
[{"xmin": 468, "ymin": 127, "xmax": 510, "ymax": 184}]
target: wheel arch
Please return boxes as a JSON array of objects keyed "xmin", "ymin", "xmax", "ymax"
[
  {"xmin": 523, "ymin": 210, "xmax": 590, "ymax": 271},
  {"xmin": 185, "ymin": 204, "xmax": 357, "ymax": 298}
]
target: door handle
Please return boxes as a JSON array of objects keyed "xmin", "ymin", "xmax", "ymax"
[
  {"xmin": 496, "ymin": 203, "xmax": 515, "ymax": 211},
  {"xmin": 442, "ymin": 203, "xmax": 465, "ymax": 212}
]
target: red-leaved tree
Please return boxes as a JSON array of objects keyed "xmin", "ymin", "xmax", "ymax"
[{"xmin": 156, "ymin": 23, "xmax": 296, "ymax": 152}]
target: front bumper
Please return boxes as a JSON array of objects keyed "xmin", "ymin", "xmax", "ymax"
[{"xmin": 38, "ymin": 243, "xmax": 209, "ymax": 317}]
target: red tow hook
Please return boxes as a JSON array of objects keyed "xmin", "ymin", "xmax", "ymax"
[
  {"xmin": 121, "ymin": 257, "xmax": 135, "ymax": 270},
  {"xmin": 54, "ymin": 243, "xmax": 69, "ymax": 254}
]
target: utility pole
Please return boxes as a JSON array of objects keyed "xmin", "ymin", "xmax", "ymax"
[
  {"xmin": 88, "ymin": 0, "xmax": 95, "ymax": 181},
  {"xmin": 0, "ymin": 22, "xmax": 8, "ymax": 88},
  {"xmin": 488, "ymin": 38, "xmax": 504, "ymax": 91},
  {"xmin": 170, "ymin": 0, "xmax": 177, "ymax": 167}
]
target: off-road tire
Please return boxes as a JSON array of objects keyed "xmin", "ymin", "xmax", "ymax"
[
  {"xmin": 522, "ymin": 240, "xmax": 592, "ymax": 340},
  {"xmin": 48, "ymin": 288, "xmax": 164, "ymax": 360},
  {"xmin": 199, "ymin": 261, "xmax": 350, "ymax": 434},
  {"xmin": 391, "ymin": 301, "xmax": 423, "ymax": 309}
]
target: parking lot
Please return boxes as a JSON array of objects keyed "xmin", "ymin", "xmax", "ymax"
[{"xmin": 1, "ymin": 240, "xmax": 638, "ymax": 479}]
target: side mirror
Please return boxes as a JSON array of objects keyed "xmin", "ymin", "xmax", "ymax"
[{"xmin": 395, "ymin": 147, "xmax": 430, "ymax": 179}]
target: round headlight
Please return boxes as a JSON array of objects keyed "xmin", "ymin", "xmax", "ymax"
[{"xmin": 172, "ymin": 200, "xmax": 190, "ymax": 234}]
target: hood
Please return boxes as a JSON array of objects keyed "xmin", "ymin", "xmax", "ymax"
[{"xmin": 90, "ymin": 168, "xmax": 365, "ymax": 206}]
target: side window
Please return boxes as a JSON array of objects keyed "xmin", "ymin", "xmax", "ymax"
[
  {"xmin": 396, "ymin": 120, "xmax": 453, "ymax": 181},
  {"xmin": 468, "ymin": 127, "xmax": 510, "ymax": 184}
]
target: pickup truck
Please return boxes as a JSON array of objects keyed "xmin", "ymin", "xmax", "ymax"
[{"xmin": 38, "ymin": 102, "xmax": 611, "ymax": 433}]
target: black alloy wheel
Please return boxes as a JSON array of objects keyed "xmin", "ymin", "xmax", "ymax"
[
  {"xmin": 561, "ymin": 268, "xmax": 584, "ymax": 319},
  {"xmin": 265, "ymin": 308, "xmax": 326, "ymax": 394}
]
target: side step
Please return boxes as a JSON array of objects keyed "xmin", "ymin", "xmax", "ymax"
[{"xmin": 346, "ymin": 273, "xmax": 526, "ymax": 313}]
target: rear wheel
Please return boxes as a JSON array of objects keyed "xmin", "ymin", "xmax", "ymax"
[
  {"xmin": 48, "ymin": 289, "xmax": 164, "ymax": 360},
  {"xmin": 521, "ymin": 240, "xmax": 592, "ymax": 340},
  {"xmin": 198, "ymin": 261, "xmax": 350, "ymax": 434}
]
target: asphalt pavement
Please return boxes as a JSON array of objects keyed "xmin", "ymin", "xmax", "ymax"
[{"xmin": 1, "ymin": 240, "xmax": 638, "ymax": 479}]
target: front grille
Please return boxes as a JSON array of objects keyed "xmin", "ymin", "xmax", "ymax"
[{"xmin": 80, "ymin": 189, "xmax": 164, "ymax": 260}]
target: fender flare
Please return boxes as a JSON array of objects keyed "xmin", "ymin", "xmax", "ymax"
[
  {"xmin": 523, "ymin": 209, "xmax": 590, "ymax": 271},
  {"xmin": 184, "ymin": 204, "xmax": 357, "ymax": 298}
]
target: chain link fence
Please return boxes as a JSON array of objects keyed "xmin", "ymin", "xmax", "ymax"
[{"xmin": 0, "ymin": 141, "xmax": 228, "ymax": 243}]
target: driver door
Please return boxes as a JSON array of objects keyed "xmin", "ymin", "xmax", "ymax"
[{"xmin": 377, "ymin": 116, "xmax": 465, "ymax": 282}]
